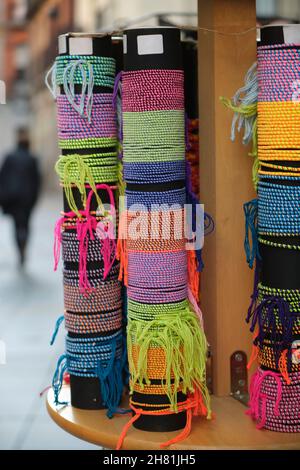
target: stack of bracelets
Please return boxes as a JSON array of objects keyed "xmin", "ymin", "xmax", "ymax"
[
  {"xmin": 115, "ymin": 28, "xmax": 211, "ymax": 450},
  {"xmin": 46, "ymin": 34, "xmax": 126, "ymax": 416},
  {"xmin": 225, "ymin": 26, "xmax": 300, "ymax": 432}
]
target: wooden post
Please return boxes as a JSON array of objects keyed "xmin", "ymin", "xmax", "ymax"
[{"xmin": 198, "ymin": 0, "xmax": 257, "ymax": 396}]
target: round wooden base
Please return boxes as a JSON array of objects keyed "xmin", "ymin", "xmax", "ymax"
[{"xmin": 46, "ymin": 386, "xmax": 300, "ymax": 450}]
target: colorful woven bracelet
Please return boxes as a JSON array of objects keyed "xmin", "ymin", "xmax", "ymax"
[
  {"xmin": 64, "ymin": 281, "xmax": 121, "ymax": 313},
  {"xmin": 125, "ymin": 188, "xmax": 186, "ymax": 210},
  {"xmin": 54, "ymin": 55, "xmax": 116, "ymax": 88},
  {"xmin": 57, "ymin": 93, "xmax": 116, "ymax": 139},
  {"xmin": 258, "ymin": 237, "xmax": 300, "ymax": 251},
  {"xmin": 258, "ymin": 180, "xmax": 300, "ymax": 235},
  {"xmin": 52, "ymin": 331, "xmax": 125, "ymax": 416},
  {"xmin": 247, "ymin": 368, "xmax": 300, "ymax": 432},
  {"xmin": 122, "ymin": 69, "xmax": 184, "ymax": 112},
  {"xmin": 64, "ymin": 309, "xmax": 122, "ymax": 334},
  {"xmin": 58, "ymin": 136, "xmax": 117, "ymax": 150},
  {"xmin": 123, "ymin": 161, "xmax": 185, "ymax": 184}
]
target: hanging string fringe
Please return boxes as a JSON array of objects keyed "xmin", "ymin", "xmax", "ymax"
[
  {"xmin": 63, "ymin": 59, "xmax": 94, "ymax": 122},
  {"xmin": 220, "ymin": 62, "xmax": 259, "ymax": 188},
  {"xmin": 45, "ymin": 62, "xmax": 57, "ymax": 99},
  {"xmin": 52, "ymin": 354, "xmax": 68, "ymax": 406},
  {"xmin": 246, "ymin": 369, "xmax": 282, "ymax": 429},
  {"xmin": 116, "ymin": 391, "xmax": 211, "ymax": 450},
  {"xmin": 53, "ymin": 184, "xmax": 116, "ymax": 291},
  {"xmin": 127, "ymin": 302, "xmax": 209, "ymax": 412},
  {"xmin": 243, "ymin": 198, "xmax": 260, "ymax": 269},
  {"xmin": 55, "ymin": 154, "xmax": 103, "ymax": 216},
  {"xmin": 50, "ymin": 315, "xmax": 64, "ymax": 345},
  {"xmin": 94, "ymin": 338, "xmax": 125, "ymax": 418},
  {"xmin": 187, "ymin": 250, "xmax": 200, "ymax": 301}
]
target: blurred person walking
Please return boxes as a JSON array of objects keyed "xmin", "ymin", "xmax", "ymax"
[{"xmin": 0, "ymin": 128, "xmax": 41, "ymax": 266}]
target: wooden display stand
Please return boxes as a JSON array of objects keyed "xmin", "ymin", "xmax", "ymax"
[
  {"xmin": 47, "ymin": 387, "xmax": 300, "ymax": 449},
  {"xmin": 47, "ymin": 0, "xmax": 300, "ymax": 450}
]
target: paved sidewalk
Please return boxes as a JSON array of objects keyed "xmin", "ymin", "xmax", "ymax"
[{"xmin": 0, "ymin": 194, "xmax": 97, "ymax": 450}]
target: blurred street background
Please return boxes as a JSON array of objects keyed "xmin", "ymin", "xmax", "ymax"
[{"xmin": 0, "ymin": 0, "xmax": 300, "ymax": 451}]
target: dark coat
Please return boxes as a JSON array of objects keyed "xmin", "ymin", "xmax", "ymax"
[{"xmin": 0, "ymin": 147, "xmax": 41, "ymax": 217}]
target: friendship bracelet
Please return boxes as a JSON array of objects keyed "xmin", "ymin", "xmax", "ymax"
[
  {"xmin": 52, "ymin": 330, "xmax": 126, "ymax": 416},
  {"xmin": 258, "ymin": 180, "xmax": 300, "ymax": 235},
  {"xmin": 63, "ymin": 263, "xmax": 120, "ymax": 286},
  {"xmin": 122, "ymin": 69, "xmax": 184, "ymax": 112},
  {"xmin": 257, "ymin": 101, "xmax": 300, "ymax": 149},
  {"xmin": 123, "ymin": 147, "xmax": 186, "ymax": 164},
  {"xmin": 127, "ymin": 285, "xmax": 187, "ymax": 304},
  {"xmin": 123, "ymin": 110, "xmax": 185, "ymax": 147},
  {"xmin": 125, "ymin": 208, "xmax": 185, "ymax": 240},
  {"xmin": 259, "ymin": 174, "xmax": 300, "ymax": 182},
  {"xmin": 127, "ymin": 299, "xmax": 207, "ymax": 408},
  {"xmin": 247, "ymin": 368, "xmax": 300, "ymax": 432},
  {"xmin": 54, "ymin": 55, "xmax": 116, "ymax": 88},
  {"xmin": 57, "ymin": 93, "xmax": 116, "ymax": 140},
  {"xmin": 64, "ymin": 281, "xmax": 121, "ymax": 313},
  {"xmin": 125, "ymin": 188, "xmax": 186, "ymax": 210},
  {"xmin": 64, "ymin": 309, "xmax": 122, "ymax": 334},
  {"xmin": 58, "ymin": 136, "xmax": 117, "ymax": 150},
  {"xmin": 119, "ymin": 61, "xmax": 209, "ymax": 431},
  {"xmin": 131, "ymin": 381, "xmax": 184, "ymax": 396},
  {"xmin": 127, "ymin": 250, "xmax": 187, "ymax": 288},
  {"xmin": 258, "ymin": 237, "xmax": 300, "ymax": 251},
  {"xmin": 259, "ymin": 148, "xmax": 300, "ymax": 162},
  {"xmin": 258, "ymin": 284, "xmax": 300, "ymax": 312},
  {"xmin": 258, "ymin": 340, "xmax": 300, "ymax": 375},
  {"xmin": 123, "ymin": 161, "xmax": 185, "ymax": 184},
  {"xmin": 56, "ymin": 154, "xmax": 117, "ymax": 182},
  {"xmin": 130, "ymin": 346, "xmax": 184, "ymax": 381}
]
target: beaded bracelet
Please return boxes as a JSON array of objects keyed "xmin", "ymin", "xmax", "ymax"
[
  {"xmin": 247, "ymin": 367, "xmax": 300, "ymax": 432},
  {"xmin": 52, "ymin": 331, "xmax": 126, "ymax": 416},
  {"xmin": 122, "ymin": 69, "xmax": 184, "ymax": 112}
]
